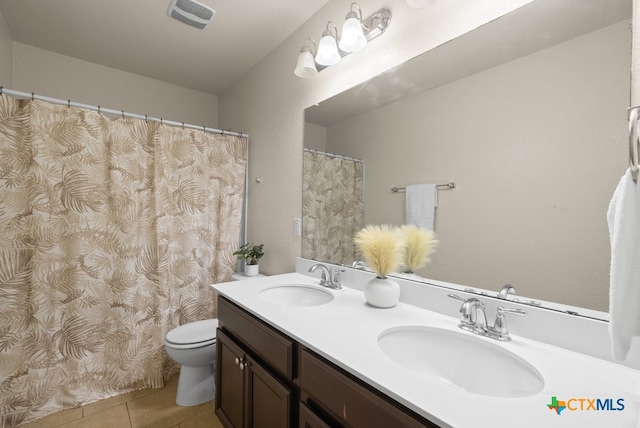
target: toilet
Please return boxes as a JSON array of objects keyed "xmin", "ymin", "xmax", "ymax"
[{"xmin": 165, "ymin": 318, "xmax": 219, "ymax": 406}]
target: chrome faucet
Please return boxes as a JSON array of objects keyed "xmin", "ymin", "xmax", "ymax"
[
  {"xmin": 351, "ymin": 260, "xmax": 366, "ymax": 270},
  {"xmin": 308, "ymin": 264, "xmax": 344, "ymax": 289},
  {"xmin": 459, "ymin": 298, "xmax": 488, "ymax": 334},
  {"xmin": 448, "ymin": 294, "xmax": 527, "ymax": 341},
  {"xmin": 497, "ymin": 284, "xmax": 517, "ymax": 300}
]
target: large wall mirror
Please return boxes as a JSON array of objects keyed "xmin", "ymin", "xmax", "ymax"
[{"xmin": 303, "ymin": 0, "xmax": 632, "ymax": 315}]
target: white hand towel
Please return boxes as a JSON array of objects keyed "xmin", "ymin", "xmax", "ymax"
[
  {"xmin": 608, "ymin": 169, "xmax": 640, "ymax": 361},
  {"xmin": 406, "ymin": 184, "xmax": 437, "ymax": 230}
]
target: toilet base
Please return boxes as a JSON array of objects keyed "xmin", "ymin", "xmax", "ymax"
[{"xmin": 176, "ymin": 363, "xmax": 215, "ymax": 406}]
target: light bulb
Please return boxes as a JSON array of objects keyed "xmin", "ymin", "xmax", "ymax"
[
  {"xmin": 339, "ymin": 13, "xmax": 366, "ymax": 53},
  {"xmin": 315, "ymin": 30, "xmax": 341, "ymax": 66},
  {"xmin": 294, "ymin": 47, "xmax": 318, "ymax": 78}
]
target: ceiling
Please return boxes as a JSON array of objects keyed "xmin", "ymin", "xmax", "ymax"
[{"xmin": 0, "ymin": 0, "xmax": 330, "ymax": 95}]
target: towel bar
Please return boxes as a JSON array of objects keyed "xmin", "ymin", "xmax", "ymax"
[{"xmin": 391, "ymin": 182, "xmax": 456, "ymax": 193}]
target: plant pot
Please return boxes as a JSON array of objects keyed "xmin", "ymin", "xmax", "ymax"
[
  {"xmin": 364, "ymin": 277, "xmax": 400, "ymax": 308},
  {"xmin": 245, "ymin": 264, "xmax": 259, "ymax": 277}
]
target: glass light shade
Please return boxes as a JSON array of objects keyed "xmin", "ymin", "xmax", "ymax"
[
  {"xmin": 338, "ymin": 15, "xmax": 367, "ymax": 53},
  {"xmin": 315, "ymin": 31, "xmax": 341, "ymax": 66},
  {"xmin": 294, "ymin": 48, "xmax": 317, "ymax": 78}
]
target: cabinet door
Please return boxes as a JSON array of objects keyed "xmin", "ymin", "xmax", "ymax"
[
  {"xmin": 299, "ymin": 403, "xmax": 332, "ymax": 428},
  {"xmin": 216, "ymin": 329, "xmax": 245, "ymax": 428},
  {"xmin": 245, "ymin": 353, "xmax": 292, "ymax": 428}
]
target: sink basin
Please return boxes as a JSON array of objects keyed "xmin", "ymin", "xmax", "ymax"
[
  {"xmin": 378, "ymin": 326, "xmax": 544, "ymax": 397},
  {"xmin": 258, "ymin": 284, "xmax": 334, "ymax": 307}
]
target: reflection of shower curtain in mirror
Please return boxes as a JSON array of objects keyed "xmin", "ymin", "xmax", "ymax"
[
  {"xmin": 0, "ymin": 94, "xmax": 247, "ymax": 426},
  {"xmin": 302, "ymin": 151, "xmax": 364, "ymax": 265}
]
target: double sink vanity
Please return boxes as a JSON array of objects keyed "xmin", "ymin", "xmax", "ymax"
[{"xmin": 211, "ymin": 259, "xmax": 640, "ymax": 427}]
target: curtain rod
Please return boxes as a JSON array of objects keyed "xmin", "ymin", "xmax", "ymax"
[
  {"xmin": 0, "ymin": 87, "xmax": 249, "ymax": 138},
  {"xmin": 304, "ymin": 147, "xmax": 364, "ymax": 163}
]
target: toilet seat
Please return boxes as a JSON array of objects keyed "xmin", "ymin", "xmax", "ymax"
[{"xmin": 166, "ymin": 319, "xmax": 218, "ymax": 349}]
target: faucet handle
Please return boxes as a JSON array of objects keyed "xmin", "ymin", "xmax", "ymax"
[
  {"xmin": 447, "ymin": 293, "xmax": 466, "ymax": 302},
  {"xmin": 318, "ymin": 269, "xmax": 329, "ymax": 286},
  {"xmin": 498, "ymin": 306, "xmax": 527, "ymax": 316},
  {"xmin": 491, "ymin": 306, "xmax": 527, "ymax": 341},
  {"xmin": 332, "ymin": 269, "xmax": 345, "ymax": 289}
]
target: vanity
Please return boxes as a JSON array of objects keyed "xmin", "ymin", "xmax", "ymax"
[
  {"xmin": 215, "ymin": 294, "xmax": 434, "ymax": 428},
  {"xmin": 211, "ymin": 262, "xmax": 640, "ymax": 428}
]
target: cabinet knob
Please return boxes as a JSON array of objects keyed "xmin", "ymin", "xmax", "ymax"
[{"xmin": 235, "ymin": 356, "xmax": 250, "ymax": 370}]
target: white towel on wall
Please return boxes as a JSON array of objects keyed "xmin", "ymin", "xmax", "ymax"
[
  {"xmin": 608, "ymin": 169, "xmax": 640, "ymax": 361},
  {"xmin": 406, "ymin": 184, "xmax": 437, "ymax": 230}
]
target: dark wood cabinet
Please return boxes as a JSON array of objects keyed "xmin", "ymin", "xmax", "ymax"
[
  {"xmin": 216, "ymin": 298, "xmax": 295, "ymax": 428},
  {"xmin": 216, "ymin": 329, "xmax": 293, "ymax": 428},
  {"xmin": 217, "ymin": 330, "xmax": 245, "ymax": 428},
  {"xmin": 245, "ymin": 353, "xmax": 291, "ymax": 428},
  {"xmin": 216, "ymin": 296, "xmax": 439, "ymax": 428}
]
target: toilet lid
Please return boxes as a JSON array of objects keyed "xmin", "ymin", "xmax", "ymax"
[{"xmin": 166, "ymin": 319, "xmax": 218, "ymax": 345}]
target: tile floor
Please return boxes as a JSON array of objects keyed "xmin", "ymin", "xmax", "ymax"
[{"xmin": 19, "ymin": 375, "xmax": 224, "ymax": 428}]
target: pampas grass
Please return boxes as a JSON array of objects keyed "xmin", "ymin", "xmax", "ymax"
[
  {"xmin": 354, "ymin": 225, "xmax": 403, "ymax": 279},
  {"xmin": 399, "ymin": 225, "xmax": 438, "ymax": 273}
]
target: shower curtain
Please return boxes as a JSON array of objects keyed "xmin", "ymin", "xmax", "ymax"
[
  {"xmin": 0, "ymin": 94, "xmax": 247, "ymax": 426},
  {"xmin": 302, "ymin": 151, "xmax": 364, "ymax": 265}
]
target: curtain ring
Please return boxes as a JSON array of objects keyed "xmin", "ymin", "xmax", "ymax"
[
  {"xmin": 67, "ymin": 99, "xmax": 71, "ymax": 108},
  {"xmin": 161, "ymin": 118, "xmax": 163, "ymax": 125},
  {"xmin": 31, "ymin": 92, "xmax": 35, "ymax": 101},
  {"xmin": 0, "ymin": 86, "xmax": 3, "ymax": 95},
  {"xmin": 121, "ymin": 110, "xmax": 125, "ymax": 119},
  {"xmin": 98, "ymin": 105, "xmax": 101, "ymax": 114},
  {"xmin": 182, "ymin": 122, "xmax": 185, "ymax": 129},
  {"xmin": 202, "ymin": 125, "xmax": 206, "ymax": 131},
  {"xmin": 145, "ymin": 114, "xmax": 148, "ymax": 123}
]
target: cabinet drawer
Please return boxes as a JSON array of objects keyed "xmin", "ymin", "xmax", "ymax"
[
  {"xmin": 218, "ymin": 297, "xmax": 295, "ymax": 379},
  {"xmin": 300, "ymin": 349, "xmax": 438, "ymax": 428}
]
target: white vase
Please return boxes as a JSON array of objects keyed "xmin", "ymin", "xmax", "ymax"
[
  {"xmin": 364, "ymin": 277, "xmax": 400, "ymax": 308},
  {"xmin": 245, "ymin": 264, "xmax": 259, "ymax": 277}
]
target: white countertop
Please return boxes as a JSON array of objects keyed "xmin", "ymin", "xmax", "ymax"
[{"xmin": 212, "ymin": 272, "xmax": 640, "ymax": 428}]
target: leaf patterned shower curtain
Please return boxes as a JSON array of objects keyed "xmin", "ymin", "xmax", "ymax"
[
  {"xmin": 0, "ymin": 94, "xmax": 247, "ymax": 426},
  {"xmin": 302, "ymin": 151, "xmax": 364, "ymax": 265}
]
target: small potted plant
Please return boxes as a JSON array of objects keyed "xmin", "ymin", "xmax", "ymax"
[{"xmin": 233, "ymin": 243, "xmax": 264, "ymax": 277}]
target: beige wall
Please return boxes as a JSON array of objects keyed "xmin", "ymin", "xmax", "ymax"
[
  {"xmin": 219, "ymin": 0, "xmax": 534, "ymax": 275},
  {"xmin": 0, "ymin": 9, "xmax": 12, "ymax": 85},
  {"xmin": 303, "ymin": 122, "xmax": 326, "ymax": 152},
  {"xmin": 323, "ymin": 21, "xmax": 630, "ymax": 311},
  {"xmin": 11, "ymin": 43, "xmax": 218, "ymax": 128}
]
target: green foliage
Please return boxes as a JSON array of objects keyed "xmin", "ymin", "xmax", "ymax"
[{"xmin": 233, "ymin": 243, "xmax": 265, "ymax": 265}]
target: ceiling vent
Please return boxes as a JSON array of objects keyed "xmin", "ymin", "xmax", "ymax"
[{"xmin": 167, "ymin": 0, "xmax": 215, "ymax": 30}]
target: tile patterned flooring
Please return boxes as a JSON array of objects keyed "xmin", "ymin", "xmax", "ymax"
[{"xmin": 19, "ymin": 376, "xmax": 224, "ymax": 428}]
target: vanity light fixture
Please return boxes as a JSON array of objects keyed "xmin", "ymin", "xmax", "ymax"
[
  {"xmin": 294, "ymin": 3, "xmax": 391, "ymax": 78},
  {"xmin": 315, "ymin": 22, "xmax": 341, "ymax": 66},
  {"xmin": 294, "ymin": 38, "xmax": 318, "ymax": 78},
  {"xmin": 339, "ymin": 3, "xmax": 367, "ymax": 53}
]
